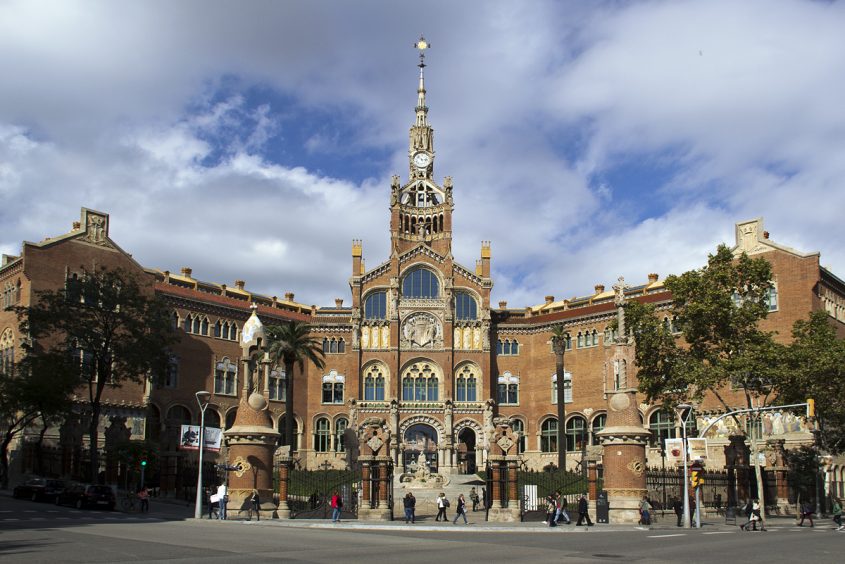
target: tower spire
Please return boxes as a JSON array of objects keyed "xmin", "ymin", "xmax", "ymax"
[{"xmin": 410, "ymin": 36, "xmax": 434, "ymax": 157}]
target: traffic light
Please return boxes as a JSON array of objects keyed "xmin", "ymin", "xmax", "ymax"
[
  {"xmin": 140, "ymin": 459, "xmax": 147, "ymax": 469},
  {"xmin": 690, "ymin": 467, "xmax": 704, "ymax": 489},
  {"xmin": 807, "ymin": 398, "xmax": 815, "ymax": 418}
]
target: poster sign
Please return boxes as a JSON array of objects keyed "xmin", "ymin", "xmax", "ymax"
[
  {"xmin": 664, "ymin": 438, "xmax": 684, "ymax": 464},
  {"xmin": 687, "ymin": 438, "xmax": 708, "ymax": 462},
  {"xmin": 179, "ymin": 424, "xmax": 222, "ymax": 451}
]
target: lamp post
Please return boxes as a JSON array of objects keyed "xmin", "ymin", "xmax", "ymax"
[
  {"xmin": 677, "ymin": 403, "xmax": 693, "ymax": 529},
  {"xmin": 194, "ymin": 390, "xmax": 212, "ymax": 519}
]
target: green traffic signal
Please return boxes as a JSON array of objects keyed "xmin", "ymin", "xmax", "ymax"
[{"xmin": 141, "ymin": 460, "xmax": 147, "ymax": 467}]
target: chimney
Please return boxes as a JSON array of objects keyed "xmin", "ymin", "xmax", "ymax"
[
  {"xmin": 594, "ymin": 284, "xmax": 605, "ymax": 294},
  {"xmin": 220, "ymin": 283, "xmax": 227, "ymax": 295},
  {"xmin": 181, "ymin": 267, "xmax": 192, "ymax": 278},
  {"xmin": 72, "ymin": 221, "xmax": 81, "ymax": 230},
  {"xmin": 648, "ymin": 273, "xmax": 659, "ymax": 284},
  {"xmin": 235, "ymin": 280, "xmax": 245, "ymax": 290},
  {"xmin": 335, "ymin": 298, "xmax": 344, "ymax": 308},
  {"xmin": 498, "ymin": 300, "xmax": 508, "ymax": 309},
  {"xmin": 284, "ymin": 292, "xmax": 295, "ymax": 302},
  {"xmin": 545, "ymin": 295, "xmax": 554, "ymax": 305},
  {"xmin": 763, "ymin": 231, "xmax": 770, "ymax": 239}
]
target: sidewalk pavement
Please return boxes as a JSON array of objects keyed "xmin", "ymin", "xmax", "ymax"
[{"xmin": 193, "ymin": 513, "xmax": 818, "ymax": 534}]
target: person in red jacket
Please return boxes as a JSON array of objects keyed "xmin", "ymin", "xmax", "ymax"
[{"xmin": 330, "ymin": 491, "xmax": 343, "ymax": 523}]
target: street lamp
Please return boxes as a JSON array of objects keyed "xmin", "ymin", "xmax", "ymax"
[
  {"xmin": 194, "ymin": 390, "xmax": 212, "ymax": 519},
  {"xmin": 676, "ymin": 403, "xmax": 694, "ymax": 529}
]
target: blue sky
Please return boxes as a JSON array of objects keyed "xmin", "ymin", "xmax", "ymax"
[{"xmin": 2, "ymin": 0, "xmax": 845, "ymax": 308}]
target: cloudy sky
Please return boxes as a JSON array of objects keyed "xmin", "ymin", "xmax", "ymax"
[{"xmin": 2, "ymin": 0, "xmax": 844, "ymax": 308}]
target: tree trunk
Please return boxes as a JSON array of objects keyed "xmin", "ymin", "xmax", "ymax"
[
  {"xmin": 556, "ymin": 351, "xmax": 566, "ymax": 470},
  {"xmin": 35, "ymin": 418, "xmax": 49, "ymax": 476},
  {"xmin": 0, "ymin": 432, "xmax": 13, "ymax": 489},
  {"xmin": 285, "ymin": 360, "xmax": 295, "ymax": 451},
  {"xmin": 88, "ymin": 403, "xmax": 101, "ymax": 484}
]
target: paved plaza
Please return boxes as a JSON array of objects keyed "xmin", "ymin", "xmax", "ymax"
[{"xmin": 1, "ymin": 493, "xmax": 842, "ymax": 563}]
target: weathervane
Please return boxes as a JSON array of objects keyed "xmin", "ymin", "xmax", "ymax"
[{"xmin": 414, "ymin": 35, "xmax": 430, "ymax": 67}]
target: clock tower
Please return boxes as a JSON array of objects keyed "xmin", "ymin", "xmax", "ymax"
[{"xmin": 389, "ymin": 36, "xmax": 453, "ymax": 257}]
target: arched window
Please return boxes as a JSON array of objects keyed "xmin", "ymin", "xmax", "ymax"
[
  {"xmin": 205, "ymin": 410, "xmax": 221, "ymax": 430},
  {"xmin": 322, "ymin": 370, "xmax": 344, "ymax": 404},
  {"xmin": 335, "ymin": 418, "xmax": 348, "ymax": 453},
  {"xmin": 496, "ymin": 340, "xmax": 502, "ymax": 354},
  {"xmin": 454, "ymin": 292, "xmax": 477, "ymax": 320},
  {"xmin": 565, "ymin": 416, "xmax": 587, "ymax": 452},
  {"xmin": 552, "ymin": 372, "xmax": 572, "ymax": 404},
  {"xmin": 338, "ymin": 339, "xmax": 345, "ymax": 353},
  {"xmin": 511, "ymin": 419, "xmax": 526, "ymax": 454},
  {"xmin": 314, "ymin": 417, "xmax": 331, "ymax": 452},
  {"xmin": 649, "ymin": 410, "xmax": 676, "ymax": 447},
  {"xmin": 225, "ymin": 409, "xmax": 237, "ymax": 430},
  {"xmin": 363, "ymin": 364, "xmax": 386, "ymax": 401},
  {"xmin": 214, "ymin": 320, "xmax": 222, "ymax": 338},
  {"xmin": 497, "ymin": 372, "xmax": 519, "ymax": 405},
  {"xmin": 214, "ymin": 358, "xmax": 237, "ymax": 395},
  {"xmin": 503, "ymin": 340, "xmax": 511, "ymax": 355},
  {"xmin": 330, "ymin": 339, "xmax": 338, "ymax": 353},
  {"xmin": 577, "ymin": 332, "xmax": 584, "ymax": 348},
  {"xmin": 401, "ymin": 267, "xmax": 439, "ymax": 298},
  {"xmin": 364, "ymin": 291, "xmax": 388, "ymax": 319},
  {"xmin": 229, "ymin": 323, "xmax": 238, "ymax": 341},
  {"xmin": 200, "ymin": 317, "xmax": 209, "ymax": 336},
  {"xmin": 183, "ymin": 314, "xmax": 193, "ymax": 333},
  {"xmin": 455, "ymin": 364, "xmax": 478, "ymax": 402},
  {"xmin": 401, "ymin": 361, "xmax": 438, "ymax": 402},
  {"xmin": 591, "ymin": 414, "xmax": 606, "ymax": 446},
  {"xmin": 171, "ymin": 311, "xmax": 179, "ymax": 331},
  {"xmin": 0, "ymin": 328, "xmax": 15, "ymax": 376},
  {"xmin": 541, "ymin": 418, "xmax": 558, "ymax": 453},
  {"xmin": 278, "ymin": 415, "xmax": 299, "ymax": 450},
  {"xmin": 511, "ymin": 340, "xmax": 519, "ymax": 355},
  {"xmin": 269, "ymin": 369, "xmax": 286, "ymax": 401},
  {"xmin": 167, "ymin": 405, "xmax": 192, "ymax": 425}
]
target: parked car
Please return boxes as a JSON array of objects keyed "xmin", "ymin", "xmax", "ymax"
[
  {"xmin": 56, "ymin": 484, "xmax": 116, "ymax": 510},
  {"xmin": 12, "ymin": 478, "xmax": 67, "ymax": 502}
]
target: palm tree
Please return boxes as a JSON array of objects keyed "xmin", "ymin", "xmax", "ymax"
[
  {"xmin": 265, "ymin": 321, "xmax": 325, "ymax": 451},
  {"xmin": 551, "ymin": 325, "xmax": 568, "ymax": 470}
]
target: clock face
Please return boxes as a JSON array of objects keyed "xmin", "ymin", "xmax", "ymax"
[{"xmin": 413, "ymin": 152, "xmax": 431, "ymax": 168}]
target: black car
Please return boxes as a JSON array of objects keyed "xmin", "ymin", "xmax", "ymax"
[
  {"xmin": 56, "ymin": 484, "xmax": 116, "ymax": 510},
  {"xmin": 13, "ymin": 478, "xmax": 67, "ymax": 502}
]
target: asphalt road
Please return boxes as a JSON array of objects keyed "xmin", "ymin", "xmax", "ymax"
[{"xmin": 1, "ymin": 495, "xmax": 842, "ymax": 563}]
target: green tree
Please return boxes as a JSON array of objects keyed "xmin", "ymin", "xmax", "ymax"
[
  {"xmin": 17, "ymin": 267, "xmax": 175, "ymax": 484},
  {"xmin": 781, "ymin": 310, "xmax": 845, "ymax": 454},
  {"xmin": 0, "ymin": 354, "xmax": 77, "ymax": 488},
  {"xmin": 550, "ymin": 325, "xmax": 568, "ymax": 469},
  {"xmin": 626, "ymin": 244, "xmax": 782, "ymax": 412},
  {"xmin": 265, "ymin": 321, "xmax": 325, "ymax": 451}
]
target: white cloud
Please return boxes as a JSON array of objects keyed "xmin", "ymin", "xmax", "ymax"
[{"xmin": 1, "ymin": 0, "xmax": 843, "ymax": 307}]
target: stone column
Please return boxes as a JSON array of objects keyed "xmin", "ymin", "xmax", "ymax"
[
  {"xmin": 486, "ymin": 418, "xmax": 521, "ymax": 522},
  {"xmin": 276, "ymin": 452, "xmax": 291, "ymax": 518},
  {"xmin": 768, "ymin": 439, "xmax": 790, "ymax": 514},
  {"xmin": 597, "ymin": 389, "xmax": 651, "ymax": 524},
  {"xmin": 360, "ymin": 458, "xmax": 372, "ymax": 508},
  {"xmin": 728, "ymin": 435, "xmax": 751, "ymax": 503},
  {"xmin": 588, "ymin": 458, "xmax": 598, "ymax": 501},
  {"xmin": 357, "ymin": 418, "xmax": 392, "ymax": 520}
]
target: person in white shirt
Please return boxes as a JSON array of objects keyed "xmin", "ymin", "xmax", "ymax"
[{"xmin": 217, "ymin": 483, "xmax": 228, "ymax": 520}]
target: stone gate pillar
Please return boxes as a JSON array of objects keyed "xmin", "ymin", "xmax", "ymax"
[
  {"xmin": 486, "ymin": 418, "xmax": 521, "ymax": 522},
  {"xmin": 275, "ymin": 449, "xmax": 292, "ymax": 518},
  {"xmin": 223, "ymin": 306, "xmax": 280, "ymax": 519},
  {"xmin": 587, "ymin": 458, "xmax": 598, "ymax": 501},
  {"xmin": 727, "ymin": 435, "xmax": 751, "ymax": 503},
  {"xmin": 768, "ymin": 439, "xmax": 790, "ymax": 514},
  {"xmin": 358, "ymin": 418, "xmax": 392, "ymax": 520}
]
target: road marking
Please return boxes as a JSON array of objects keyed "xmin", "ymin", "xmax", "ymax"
[
  {"xmin": 648, "ymin": 534, "xmax": 686, "ymax": 538},
  {"xmin": 702, "ymin": 532, "xmax": 734, "ymax": 535}
]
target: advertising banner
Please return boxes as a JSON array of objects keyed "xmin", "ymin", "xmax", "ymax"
[
  {"xmin": 664, "ymin": 438, "xmax": 685, "ymax": 464},
  {"xmin": 687, "ymin": 438, "xmax": 708, "ymax": 462},
  {"xmin": 179, "ymin": 424, "xmax": 222, "ymax": 451}
]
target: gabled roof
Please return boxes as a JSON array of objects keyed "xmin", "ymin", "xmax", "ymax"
[{"xmin": 732, "ymin": 218, "xmax": 818, "ymax": 259}]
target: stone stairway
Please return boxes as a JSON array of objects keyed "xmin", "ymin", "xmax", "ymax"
[{"xmin": 393, "ymin": 471, "xmax": 486, "ymax": 519}]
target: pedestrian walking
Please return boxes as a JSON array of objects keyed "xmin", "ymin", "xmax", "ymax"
[
  {"xmin": 470, "ymin": 487, "xmax": 480, "ymax": 512},
  {"xmin": 435, "ymin": 492, "xmax": 449, "ymax": 522},
  {"xmin": 576, "ymin": 493, "xmax": 593, "ymax": 527},
  {"xmin": 672, "ymin": 496, "xmax": 683, "ymax": 527},
  {"xmin": 330, "ymin": 490, "xmax": 343, "ymax": 523},
  {"xmin": 638, "ymin": 495, "xmax": 652, "ymax": 527},
  {"xmin": 217, "ymin": 482, "xmax": 228, "ymax": 520},
  {"xmin": 250, "ymin": 489, "xmax": 260, "ymax": 521},
  {"xmin": 545, "ymin": 495, "xmax": 557, "ymax": 527},
  {"xmin": 556, "ymin": 493, "xmax": 571, "ymax": 525},
  {"xmin": 137, "ymin": 486, "xmax": 150, "ymax": 513},
  {"xmin": 482, "ymin": 487, "xmax": 488, "ymax": 509},
  {"xmin": 453, "ymin": 493, "xmax": 468, "ymax": 524},
  {"xmin": 797, "ymin": 500, "xmax": 815, "ymax": 527},
  {"xmin": 832, "ymin": 497, "xmax": 843, "ymax": 531},
  {"xmin": 740, "ymin": 499, "xmax": 764, "ymax": 531},
  {"xmin": 403, "ymin": 492, "xmax": 416, "ymax": 524}
]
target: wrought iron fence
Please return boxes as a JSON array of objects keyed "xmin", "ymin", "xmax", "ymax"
[{"xmin": 518, "ymin": 468, "xmax": 586, "ymax": 521}]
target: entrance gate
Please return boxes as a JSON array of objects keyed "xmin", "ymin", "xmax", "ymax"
[
  {"xmin": 288, "ymin": 462, "xmax": 361, "ymax": 519},
  {"xmin": 518, "ymin": 469, "xmax": 587, "ymax": 521}
]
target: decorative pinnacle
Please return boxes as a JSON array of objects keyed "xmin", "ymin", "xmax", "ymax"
[{"xmin": 414, "ymin": 35, "xmax": 430, "ymax": 67}]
